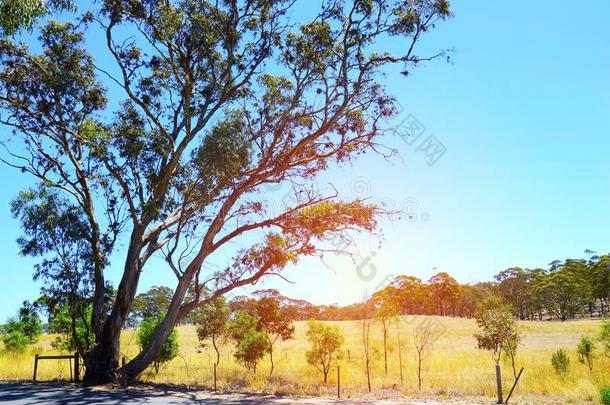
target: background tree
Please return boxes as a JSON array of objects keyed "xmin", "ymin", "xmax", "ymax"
[
  {"xmin": 0, "ymin": 0, "xmax": 451, "ymax": 384},
  {"xmin": 233, "ymin": 329, "xmax": 268, "ymax": 375},
  {"xmin": 137, "ymin": 316, "xmax": 179, "ymax": 374},
  {"xmin": 412, "ymin": 316, "xmax": 441, "ymax": 391},
  {"xmin": 130, "ymin": 286, "xmax": 174, "ymax": 325},
  {"xmin": 229, "ymin": 311, "xmax": 268, "ymax": 374},
  {"xmin": 305, "ymin": 320, "xmax": 344, "ymax": 384},
  {"xmin": 193, "ymin": 297, "xmax": 230, "ymax": 367},
  {"xmin": 428, "ymin": 272, "xmax": 459, "ymax": 316},
  {"xmin": 599, "ymin": 319, "xmax": 610, "ymax": 357},
  {"xmin": 255, "ymin": 296, "xmax": 295, "ymax": 376},
  {"xmin": 10, "ymin": 187, "xmax": 108, "ymax": 356},
  {"xmin": 361, "ymin": 300, "xmax": 373, "ymax": 393},
  {"xmin": 372, "ymin": 289, "xmax": 400, "ymax": 375},
  {"xmin": 3, "ymin": 301, "xmax": 42, "ymax": 344}
]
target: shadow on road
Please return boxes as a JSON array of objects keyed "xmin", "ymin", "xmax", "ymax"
[{"xmin": 0, "ymin": 381, "xmax": 325, "ymax": 404}]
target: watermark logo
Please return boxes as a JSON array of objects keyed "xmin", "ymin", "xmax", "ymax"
[
  {"xmin": 397, "ymin": 114, "xmax": 426, "ymax": 146},
  {"xmin": 415, "ymin": 135, "xmax": 447, "ymax": 166},
  {"xmin": 392, "ymin": 110, "xmax": 447, "ymax": 166},
  {"xmin": 355, "ymin": 251, "xmax": 378, "ymax": 282},
  {"xmin": 350, "ymin": 176, "xmax": 372, "ymax": 197}
]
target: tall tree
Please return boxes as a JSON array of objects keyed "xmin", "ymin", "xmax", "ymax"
[
  {"xmin": 0, "ymin": 0, "xmax": 451, "ymax": 384},
  {"xmin": 427, "ymin": 272, "xmax": 459, "ymax": 316}
]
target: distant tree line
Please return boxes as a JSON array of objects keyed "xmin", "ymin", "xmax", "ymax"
[{"xmin": 229, "ymin": 253, "xmax": 610, "ymax": 322}]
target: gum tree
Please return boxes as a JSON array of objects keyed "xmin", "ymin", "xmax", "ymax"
[{"xmin": 0, "ymin": 0, "xmax": 451, "ymax": 384}]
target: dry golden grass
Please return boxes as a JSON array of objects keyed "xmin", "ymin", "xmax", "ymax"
[{"xmin": 1, "ymin": 316, "xmax": 609, "ymax": 403}]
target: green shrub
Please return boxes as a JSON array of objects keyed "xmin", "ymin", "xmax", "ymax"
[
  {"xmin": 2, "ymin": 330, "xmax": 30, "ymax": 353},
  {"xmin": 600, "ymin": 386, "xmax": 610, "ymax": 405},
  {"xmin": 577, "ymin": 336, "xmax": 595, "ymax": 371},
  {"xmin": 137, "ymin": 316, "xmax": 179, "ymax": 374},
  {"xmin": 551, "ymin": 349, "xmax": 570, "ymax": 375}
]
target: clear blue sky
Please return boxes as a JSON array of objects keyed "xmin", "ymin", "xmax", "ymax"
[{"xmin": 1, "ymin": 0, "xmax": 609, "ymax": 320}]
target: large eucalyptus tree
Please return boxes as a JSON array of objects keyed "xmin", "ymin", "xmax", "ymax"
[{"xmin": 0, "ymin": 0, "xmax": 450, "ymax": 384}]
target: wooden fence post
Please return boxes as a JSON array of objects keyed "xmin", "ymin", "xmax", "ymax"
[
  {"xmin": 33, "ymin": 354, "xmax": 39, "ymax": 382},
  {"xmin": 337, "ymin": 366, "xmax": 340, "ymax": 398},
  {"xmin": 495, "ymin": 364, "xmax": 503, "ymax": 404},
  {"xmin": 74, "ymin": 353, "xmax": 80, "ymax": 382}
]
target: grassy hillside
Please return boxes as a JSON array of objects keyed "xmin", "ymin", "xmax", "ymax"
[{"xmin": 1, "ymin": 316, "xmax": 608, "ymax": 403}]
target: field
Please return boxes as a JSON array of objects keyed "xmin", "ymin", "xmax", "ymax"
[{"xmin": 1, "ymin": 316, "xmax": 608, "ymax": 404}]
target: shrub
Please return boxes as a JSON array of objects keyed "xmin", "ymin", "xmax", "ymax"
[
  {"xmin": 577, "ymin": 336, "xmax": 595, "ymax": 371},
  {"xmin": 600, "ymin": 387, "xmax": 610, "ymax": 405},
  {"xmin": 2, "ymin": 330, "xmax": 30, "ymax": 353},
  {"xmin": 551, "ymin": 349, "xmax": 570, "ymax": 375},
  {"xmin": 137, "ymin": 316, "xmax": 179, "ymax": 374}
]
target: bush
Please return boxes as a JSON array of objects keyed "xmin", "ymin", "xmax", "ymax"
[
  {"xmin": 600, "ymin": 387, "xmax": 610, "ymax": 405},
  {"xmin": 137, "ymin": 316, "xmax": 179, "ymax": 374},
  {"xmin": 551, "ymin": 349, "xmax": 570, "ymax": 375},
  {"xmin": 577, "ymin": 336, "xmax": 595, "ymax": 371},
  {"xmin": 2, "ymin": 330, "xmax": 30, "ymax": 353}
]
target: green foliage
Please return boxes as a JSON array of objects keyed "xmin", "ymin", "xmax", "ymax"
[
  {"xmin": 233, "ymin": 329, "xmax": 268, "ymax": 374},
  {"xmin": 256, "ymin": 297, "xmax": 295, "ymax": 342},
  {"xmin": 473, "ymin": 296, "xmax": 521, "ymax": 364},
  {"xmin": 600, "ymin": 387, "xmax": 610, "ymax": 405},
  {"xmin": 193, "ymin": 297, "xmax": 230, "ymax": 366},
  {"xmin": 3, "ymin": 301, "xmax": 42, "ymax": 344},
  {"xmin": 228, "ymin": 310, "xmax": 271, "ymax": 373},
  {"xmin": 47, "ymin": 305, "xmax": 94, "ymax": 352},
  {"xmin": 551, "ymin": 349, "xmax": 570, "ymax": 375},
  {"xmin": 305, "ymin": 320, "xmax": 344, "ymax": 383},
  {"xmin": 130, "ymin": 286, "xmax": 174, "ymax": 324},
  {"xmin": 577, "ymin": 336, "xmax": 595, "ymax": 371},
  {"xmin": 228, "ymin": 311, "xmax": 259, "ymax": 342},
  {"xmin": 0, "ymin": 0, "xmax": 74, "ymax": 36},
  {"xmin": 2, "ymin": 330, "xmax": 30, "ymax": 353},
  {"xmin": 137, "ymin": 317, "xmax": 179, "ymax": 374},
  {"xmin": 599, "ymin": 319, "xmax": 610, "ymax": 357}
]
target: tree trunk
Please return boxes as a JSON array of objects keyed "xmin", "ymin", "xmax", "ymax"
[
  {"xmin": 83, "ymin": 334, "xmax": 121, "ymax": 385},
  {"xmin": 269, "ymin": 345, "xmax": 274, "ymax": 377},
  {"xmin": 383, "ymin": 328, "xmax": 388, "ymax": 375},
  {"xmin": 397, "ymin": 320, "xmax": 403, "ymax": 385},
  {"xmin": 212, "ymin": 335, "xmax": 220, "ymax": 367},
  {"xmin": 83, "ymin": 230, "xmax": 147, "ymax": 385},
  {"xmin": 123, "ymin": 276, "xmax": 188, "ymax": 379}
]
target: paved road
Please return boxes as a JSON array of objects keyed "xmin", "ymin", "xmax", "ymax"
[{"xmin": 0, "ymin": 382, "xmax": 483, "ymax": 404}]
